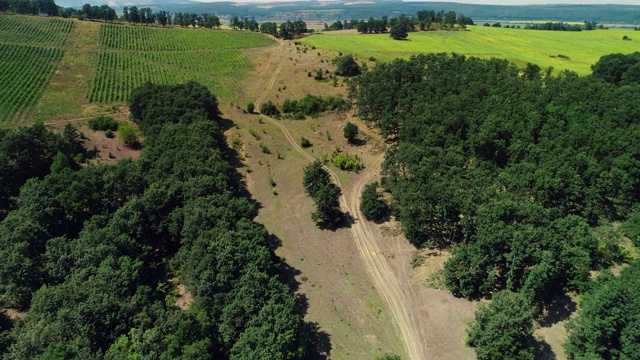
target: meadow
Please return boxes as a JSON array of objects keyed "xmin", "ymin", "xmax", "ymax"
[{"xmin": 300, "ymin": 26, "xmax": 640, "ymax": 75}]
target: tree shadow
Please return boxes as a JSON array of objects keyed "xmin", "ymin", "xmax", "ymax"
[
  {"xmin": 349, "ymin": 138, "xmax": 367, "ymax": 147},
  {"xmin": 278, "ymin": 258, "xmax": 332, "ymax": 359},
  {"xmin": 538, "ymin": 293, "xmax": 577, "ymax": 327},
  {"xmin": 534, "ymin": 339, "xmax": 556, "ymax": 360},
  {"xmin": 317, "ymin": 211, "xmax": 355, "ymax": 231},
  {"xmin": 306, "ymin": 321, "xmax": 332, "ymax": 359}
]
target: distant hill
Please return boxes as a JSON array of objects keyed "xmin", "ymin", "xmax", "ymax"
[{"xmin": 55, "ymin": 0, "xmax": 640, "ymax": 25}]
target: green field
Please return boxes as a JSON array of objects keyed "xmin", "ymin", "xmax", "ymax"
[
  {"xmin": 301, "ymin": 26, "xmax": 640, "ymax": 75},
  {"xmin": 0, "ymin": 16, "xmax": 74, "ymax": 123},
  {"xmin": 89, "ymin": 24, "xmax": 273, "ymax": 102}
]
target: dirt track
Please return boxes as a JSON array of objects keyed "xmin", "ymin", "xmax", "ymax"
[{"xmin": 254, "ymin": 44, "xmax": 426, "ymax": 360}]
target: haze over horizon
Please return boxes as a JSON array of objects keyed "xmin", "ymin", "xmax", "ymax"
[{"xmin": 190, "ymin": 0, "xmax": 640, "ymax": 5}]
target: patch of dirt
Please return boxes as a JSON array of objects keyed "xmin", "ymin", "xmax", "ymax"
[
  {"xmin": 46, "ymin": 113, "xmax": 141, "ymax": 165},
  {"xmin": 235, "ymin": 41, "xmax": 478, "ymax": 360},
  {"xmin": 6, "ymin": 308, "xmax": 26, "ymax": 321},
  {"xmin": 174, "ymin": 284, "xmax": 194, "ymax": 311}
]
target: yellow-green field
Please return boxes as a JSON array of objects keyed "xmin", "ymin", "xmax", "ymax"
[{"xmin": 301, "ymin": 26, "xmax": 640, "ymax": 75}]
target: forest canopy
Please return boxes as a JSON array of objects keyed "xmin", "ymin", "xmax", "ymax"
[
  {"xmin": 0, "ymin": 82, "xmax": 314, "ymax": 358},
  {"xmin": 350, "ymin": 52, "xmax": 640, "ymax": 304}
]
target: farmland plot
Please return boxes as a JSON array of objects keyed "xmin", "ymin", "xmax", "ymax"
[{"xmin": 0, "ymin": 16, "xmax": 73, "ymax": 123}]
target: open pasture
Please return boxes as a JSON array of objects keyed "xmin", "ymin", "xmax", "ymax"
[{"xmin": 301, "ymin": 26, "xmax": 640, "ymax": 75}]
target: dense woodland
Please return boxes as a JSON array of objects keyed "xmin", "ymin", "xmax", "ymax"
[
  {"xmin": 0, "ymin": 82, "xmax": 317, "ymax": 358},
  {"xmin": 350, "ymin": 52, "xmax": 640, "ymax": 357}
]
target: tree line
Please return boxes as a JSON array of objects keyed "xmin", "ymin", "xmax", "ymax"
[
  {"xmin": 324, "ymin": 9, "xmax": 474, "ymax": 33},
  {"xmin": 0, "ymin": 81, "xmax": 321, "ymax": 358},
  {"xmin": 0, "ymin": 0, "xmax": 58, "ymax": 15},
  {"xmin": 350, "ymin": 52, "xmax": 640, "ymax": 357}
]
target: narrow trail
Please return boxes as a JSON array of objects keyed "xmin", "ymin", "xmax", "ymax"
[{"xmin": 255, "ymin": 45, "xmax": 426, "ymax": 360}]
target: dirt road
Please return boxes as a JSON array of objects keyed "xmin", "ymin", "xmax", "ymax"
[{"xmin": 254, "ymin": 44, "xmax": 426, "ymax": 360}]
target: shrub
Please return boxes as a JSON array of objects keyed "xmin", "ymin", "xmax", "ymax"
[
  {"xmin": 301, "ymin": 137, "xmax": 312, "ymax": 148},
  {"xmin": 88, "ymin": 116, "xmax": 119, "ymax": 131},
  {"xmin": 117, "ymin": 124, "xmax": 140, "ymax": 148},
  {"xmin": 259, "ymin": 101, "xmax": 280, "ymax": 117},
  {"xmin": 343, "ymin": 122, "xmax": 358, "ymax": 143},
  {"xmin": 247, "ymin": 102, "xmax": 255, "ymax": 113}
]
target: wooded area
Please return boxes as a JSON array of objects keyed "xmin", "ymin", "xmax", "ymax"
[
  {"xmin": 0, "ymin": 82, "xmax": 318, "ymax": 358},
  {"xmin": 351, "ymin": 52, "xmax": 640, "ymax": 357}
]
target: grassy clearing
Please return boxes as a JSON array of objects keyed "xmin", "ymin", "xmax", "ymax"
[
  {"xmin": 301, "ymin": 26, "xmax": 640, "ymax": 75},
  {"xmin": 32, "ymin": 20, "xmax": 102, "ymax": 121}
]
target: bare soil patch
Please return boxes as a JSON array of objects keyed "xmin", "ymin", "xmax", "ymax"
[{"xmin": 230, "ymin": 40, "xmax": 479, "ymax": 360}]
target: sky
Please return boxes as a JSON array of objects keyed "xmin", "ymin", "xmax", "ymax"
[{"xmin": 190, "ymin": 0, "xmax": 640, "ymax": 4}]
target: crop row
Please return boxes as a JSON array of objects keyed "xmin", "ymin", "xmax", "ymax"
[
  {"xmin": 0, "ymin": 44, "xmax": 64, "ymax": 123},
  {"xmin": 99, "ymin": 24, "xmax": 275, "ymax": 51},
  {"xmin": 0, "ymin": 16, "xmax": 74, "ymax": 48},
  {"xmin": 89, "ymin": 49, "xmax": 252, "ymax": 102}
]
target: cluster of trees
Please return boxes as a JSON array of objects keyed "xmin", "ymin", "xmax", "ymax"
[
  {"xmin": 259, "ymin": 20, "xmax": 308, "ymax": 39},
  {"xmin": 564, "ymin": 261, "xmax": 640, "ymax": 359},
  {"xmin": 0, "ymin": 0, "xmax": 57, "ymax": 15},
  {"xmin": 230, "ymin": 16, "xmax": 258, "ymax": 31},
  {"xmin": 0, "ymin": 123, "xmax": 85, "ymax": 221},
  {"xmin": 74, "ymin": 3, "xmax": 116, "ymax": 21},
  {"xmin": 524, "ymin": 21, "xmax": 586, "ymax": 31},
  {"xmin": 323, "ymin": 9, "xmax": 473, "ymax": 33},
  {"xmin": 122, "ymin": 7, "xmax": 220, "ymax": 28},
  {"xmin": 0, "ymin": 81, "xmax": 317, "ymax": 358},
  {"xmin": 303, "ymin": 160, "xmax": 342, "ymax": 225},
  {"xmin": 281, "ymin": 94, "xmax": 347, "ymax": 118},
  {"xmin": 350, "ymin": 53, "xmax": 640, "ymax": 356},
  {"xmin": 591, "ymin": 52, "xmax": 640, "ymax": 85}
]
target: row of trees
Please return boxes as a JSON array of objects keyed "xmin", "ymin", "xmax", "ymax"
[
  {"xmin": 0, "ymin": 82, "xmax": 318, "ymax": 358},
  {"xmin": 122, "ymin": 7, "xmax": 221, "ymax": 28},
  {"xmin": 0, "ymin": 0, "xmax": 57, "ymax": 15},
  {"xmin": 350, "ymin": 53, "xmax": 640, "ymax": 357},
  {"xmin": 524, "ymin": 21, "xmax": 587, "ymax": 31},
  {"xmin": 260, "ymin": 20, "xmax": 308, "ymax": 39},
  {"xmin": 324, "ymin": 9, "xmax": 474, "ymax": 33}
]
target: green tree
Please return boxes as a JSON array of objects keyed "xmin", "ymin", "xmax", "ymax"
[
  {"xmin": 303, "ymin": 160, "xmax": 331, "ymax": 197},
  {"xmin": 565, "ymin": 262, "xmax": 640, "ymax": 360},
  {"xmin": 117, "ymin": 124, "xmax": 139, "ymax": 148},
  {"xmin": 247, "ymin": 102, "xmax": 255, "ymax": 114},
  {"xmin": 343, "ymin": 122, "xmax": 358, "ymax": 144},
  {"xmin": 360, "ymin": 182, "xmax": 387, "ymax": 222},
  {"xmin": 311, "ymin": 183, "xmax": 341, "ymax": 225},
  {"xmin": 467, "ymin": 291, "xmax": 536, "ymax": 360},
  {"xmin": 389, "ymin": 24, "xmax": 408, "ymax": 40},
  {"xmin": 335, "ymin": 55, "xmax": 361, "ymax": 77}
]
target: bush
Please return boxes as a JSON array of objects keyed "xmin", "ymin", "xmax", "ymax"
[
  {"xmin": 335, "ymin": 55, "xmax": 361, "ymax": 77},
  {"xmin": 247, "ymin": 102, "xmax": 255, "ymax": 113},
  {"xmin": 117, "ymin": 124, "xmax": 140, "ymax": 148},
  {"xmin": 343, "ymin": 122, "xmax": 358, "ymax": 143},
  {"xmin": 88, "ymin": 116, "xmax": 119, "ymax": 131},
  {"xmin": 360, "ymin": 182, "xmax": 388, "ymax": 222},
  {"xmin": 259, "ymin": 101, "xmax": 280, "ymax": 117},
  {"xmin": 301, "ymin": 137, "xmax": 311, "ymax": 148}
]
